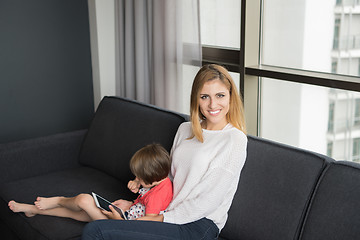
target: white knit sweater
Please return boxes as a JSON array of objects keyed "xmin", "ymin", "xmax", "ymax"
[{"xmin": 163, "ymin": 122, "xmax": 248, "ymax": 230}]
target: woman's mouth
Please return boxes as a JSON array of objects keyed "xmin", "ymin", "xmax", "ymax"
[{"xmin": 208, "ymin": 110, "xmax": 221, "ymax": 116}]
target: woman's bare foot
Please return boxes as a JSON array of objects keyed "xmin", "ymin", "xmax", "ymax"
[
  {"xmin": 8, "ymin": 200, "xmax": 36, "ymax": 217},
  {"xmin": 35, "ymin": 196, "xmax": 63, "ymax": 210}
]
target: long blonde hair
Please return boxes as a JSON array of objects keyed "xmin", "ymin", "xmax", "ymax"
[{"xmin": 189, "ymin": 64, "xmax": 246, "ymax": 142}]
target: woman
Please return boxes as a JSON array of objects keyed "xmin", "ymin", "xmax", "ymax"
[{"xmin": 82, "ymin": 64, "xmax": 248, "ymax": 239}]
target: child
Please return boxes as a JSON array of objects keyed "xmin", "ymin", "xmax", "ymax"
[
  {"xmin": 8, "ymin": 143, "xmax": 173, "ymax": 222},
  {"xmin": 105, "ymin": 143, "xmax": 173, "ymax": 220}
]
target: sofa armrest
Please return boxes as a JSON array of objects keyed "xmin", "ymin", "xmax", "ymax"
[{"xmin": 0, "ymin": 129, "xmax": 86, "ymax": 183}]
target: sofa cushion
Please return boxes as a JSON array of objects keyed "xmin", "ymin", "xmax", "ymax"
[
  {"xmin": 299, "ymin": 161, "xmax": 360, "ymax": 240},
  {"xmin": 78, "ymin": 96, "xmax": 187, "ymax": 183},
  {"xmin": 0, "ymin": 167, "xmax": 137, "ymax": 240},
  {"xmin": 220, "ymin": 135, "xmax": 333, "ymax": 240}
]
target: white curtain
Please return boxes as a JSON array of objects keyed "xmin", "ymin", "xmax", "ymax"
[{"xmin": 115, "ymin": 0, "xmax": 201, "ymax": 112}]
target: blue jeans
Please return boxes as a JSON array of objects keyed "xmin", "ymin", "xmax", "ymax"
[{"xmin": 81, "ymin": 218, "xmax": 219, "ymax": 240}]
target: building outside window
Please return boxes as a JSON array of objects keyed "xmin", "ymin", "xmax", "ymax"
[
  {"xmin": 328, "ymin": 102, "xmax": 335, "ymax": 132},
  {"xmin": 353, "ymin": 138, "xmax": 360, "ymax": 162},
  {"xmin": 333, "ymin": 18, "xmax": 340, "ymax": 50},
  {"xmin": 355, "ymin": 98, "xmax": 360, "ymax": 125},
  {"xmin": 329, "ymin": 1, "xmax": 360, "ymax": 161},
  {"xmin": 327, "ymin": 142, "xmax": 334, "ymax": 157},
  {"xmin": 332, "ymin": 60, "xmax": 338, "ymax": 73}
]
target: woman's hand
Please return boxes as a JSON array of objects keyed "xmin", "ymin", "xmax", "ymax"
[
  {"xmin": 128, "ymin": 177, "xmax": 141, "ymax": 193},
  {"xmin": 112, "ymin": 199, "xmax": 133, "ymax": 211},
  {"xmin": 136, "ymin": 214, "xmax": 164, "ymax": 222},
  {"xmin": 101, "ymin": 205, "xmax": 123, "ymax": 220}
]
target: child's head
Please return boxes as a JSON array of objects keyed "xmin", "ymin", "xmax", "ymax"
[{"xmin": 130, "ymin": 143, "xmax": 170, "ymax": 185}]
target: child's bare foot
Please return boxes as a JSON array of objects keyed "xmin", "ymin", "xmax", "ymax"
[
  {"xmin": 34, "ymin": 196, "xmax": 62, "ymax": 210},
  {"xmin": 8, "ymin": 200, "xmax": 36, "ymax": 217}
]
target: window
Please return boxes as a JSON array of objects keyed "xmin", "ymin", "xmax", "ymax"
[
  {"xmin": 259, "ymin": 78, "xmax": 360, "ymax": 159},
  {"xmin": 257, "ymin": 0, "xmax": 360, "ymax": 161},
  {"xmin": 333, "ymin": 18, "xmax": 340, "ymax": 50},
  {"xmin": 198, "ymin": 0, "xmax": 360, "ymax": 162},
  {"xmin": 355, "ymin": 98, "xmax": 360, "ymax": 126},
  {"xmin": 353, "ymin": 138, "xmax": 360, "ymax": 162},
  {"xmin": 262, "ymin": 0, "xmax": 336, "ymax": 74},
  {"xmin": 331, "ymin": 60, "xmax": 338, "ymax": 73},
  {"xmin": 328, "ymin": 102, "xmax": 335, "ymax": 132},
  {"xmin": 199, "ymin": 0, "xmax": 241, "ymax": 49},
  {"xmin": 199, "ymin": 0, "xmax": 242, "ymax": 90},
  {"xmin": 327, "ymin": 142, "xmax": 333, "ymax": 157}
]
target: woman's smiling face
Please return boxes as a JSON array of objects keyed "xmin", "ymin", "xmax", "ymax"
[{"xmin": 199, "ymin": 78, "xmax": 230, "ymax": 130}]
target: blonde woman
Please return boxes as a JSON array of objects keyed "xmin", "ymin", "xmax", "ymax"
[{"xmin": 82, "ymin": 64, "xmax": 248, "ymax": 240}]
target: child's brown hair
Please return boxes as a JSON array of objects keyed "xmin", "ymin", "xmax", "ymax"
[{"xmin": 130, "ymin": 143, "xmax": 170, "ymax": 185}]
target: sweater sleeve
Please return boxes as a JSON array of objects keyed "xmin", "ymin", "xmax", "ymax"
[
  {"xmin": 168, "ymin": 122, "xmax": 190, "ymax": 182},
  {"xmin": 163, "ymin": 135, "xmax": 247, "ymax": 225}
]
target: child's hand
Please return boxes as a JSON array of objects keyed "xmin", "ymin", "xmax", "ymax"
[
  {"xmin": 112, "ymin": 199, "xmax": 133, "ymax": 211},
  {"xmin": 128, "ymin": 178, "xmax": 140, "ymax": 193},
  {"xmin": 102, "ymin": 205, "xmax": 123, "ymax": 220}
]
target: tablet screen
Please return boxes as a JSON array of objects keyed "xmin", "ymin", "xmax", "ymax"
[{"xmin": 92, "ymin": 192, "xmax": 128, "ymax": 220}]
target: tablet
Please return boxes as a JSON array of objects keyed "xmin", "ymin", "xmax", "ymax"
[{"xmin": 92, "ymin": 192, "xmax": 128, "ymax": 220}]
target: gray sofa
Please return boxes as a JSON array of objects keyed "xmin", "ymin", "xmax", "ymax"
[{"xmin": 1, "ymin": 96, "xmax": 360, "ymax": 240}]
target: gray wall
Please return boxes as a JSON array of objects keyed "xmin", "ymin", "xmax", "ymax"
[{"xmin": 0, "ymin": 0, "xmax": 94, "ymax": 143}]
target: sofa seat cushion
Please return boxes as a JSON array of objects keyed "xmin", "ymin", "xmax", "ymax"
[
  {"xmin": 299, "ymin": 161, "xmax": 360, "ymax": 240},
  {"xmin": 0, "ymin": 166, "xmax": 137, "ymax": 240}
]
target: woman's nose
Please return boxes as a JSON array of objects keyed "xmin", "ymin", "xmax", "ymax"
[{"xmin": 209, "ymin": 98, "xmax": 217, "ymax": 108}]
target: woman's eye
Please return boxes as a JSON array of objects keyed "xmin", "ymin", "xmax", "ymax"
[
  {"xmin": 200, "ymin": 95, "xmax": 208, "ymax": 100},
  {"xmin": 217, "ymin": 94, "xmax": 225, "ymax": 98}
]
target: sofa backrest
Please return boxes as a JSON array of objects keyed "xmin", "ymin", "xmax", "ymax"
[
  {"xmin": 220, "ymin": 135, "xmax": 334, "ymax": 240},
  {"xmin": 79, "ymin": 96, "xmax": 187, "ymax": 183},
  {"xmin": 299, "ymin": 161, "xmax": 360, "ymax": 240}
]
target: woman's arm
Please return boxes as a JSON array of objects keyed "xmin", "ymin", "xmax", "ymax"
[
  {"xmin": 163, "ymin": 167, "xmax": 240, "ymax": 225},
  {"xmin": 137, "ymin": 214, "xmax": 164, "ymax": 222},
  {"xmin": 103, "ymin": 207, "xmax": 164, "ymax": 222}
]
